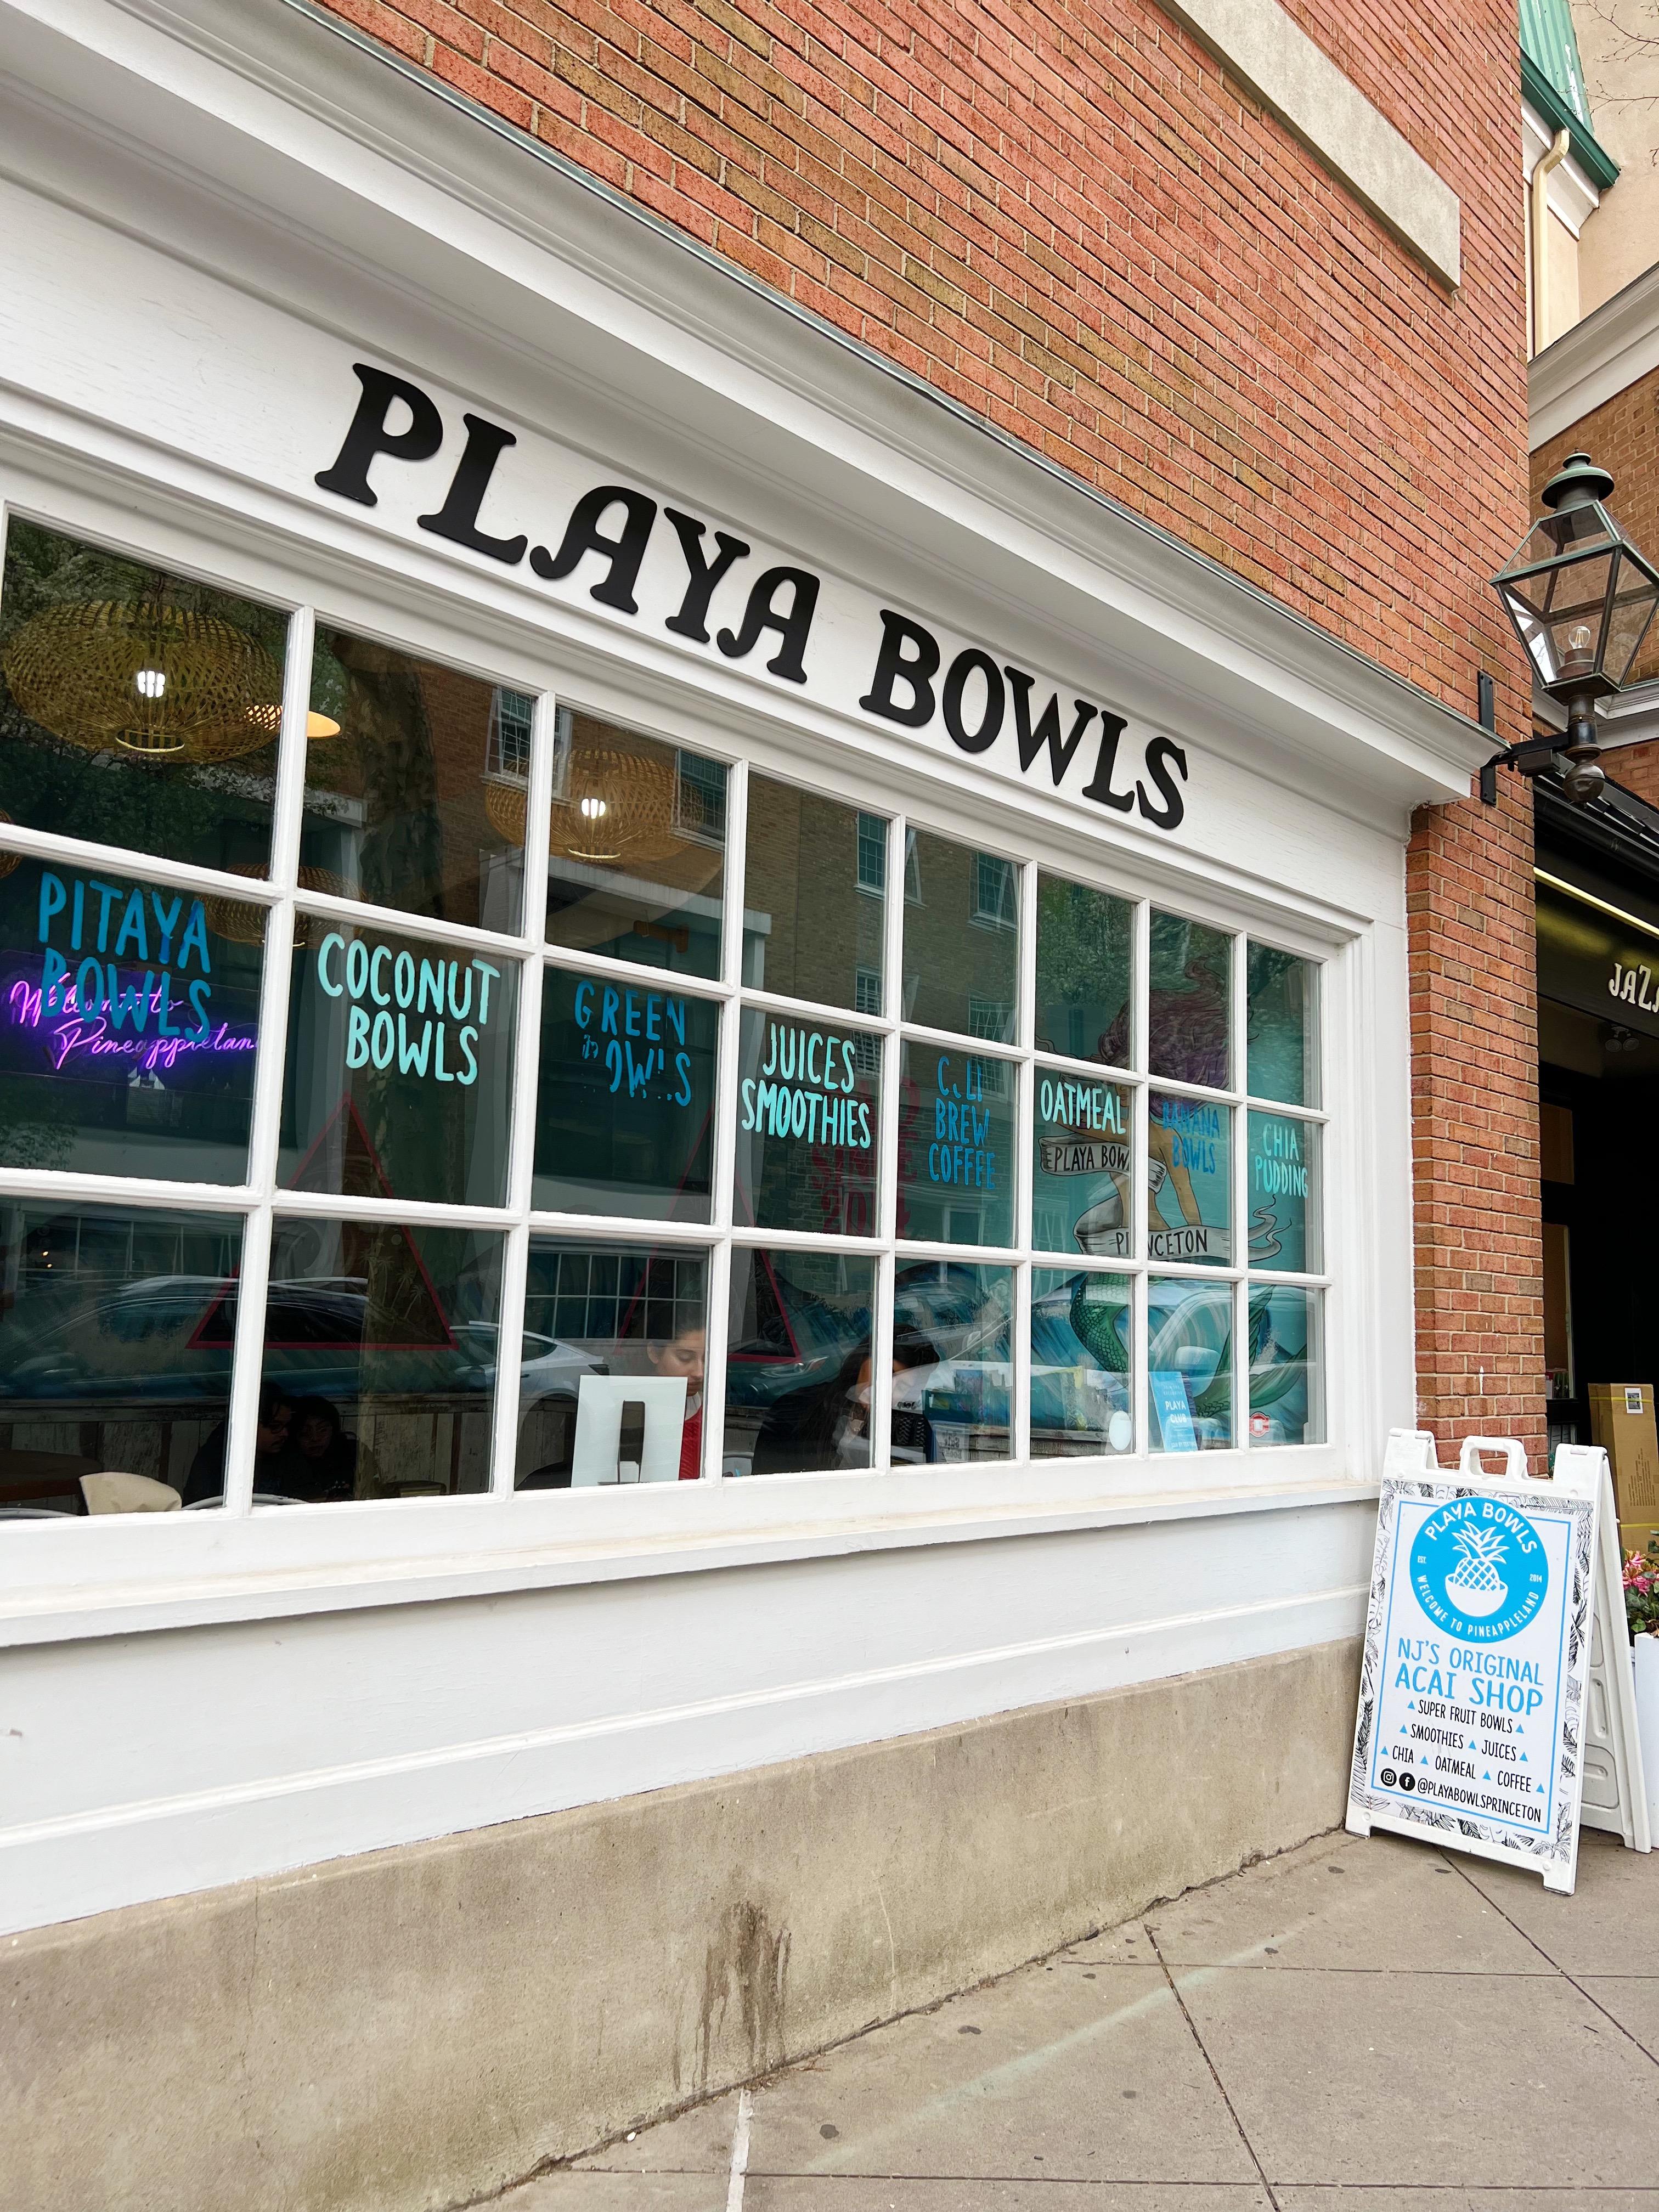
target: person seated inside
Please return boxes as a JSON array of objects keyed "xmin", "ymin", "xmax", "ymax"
[
  {"xmin": 183, "ymin": 1384, "xmax": 294, "ymax": 1506},
  {"xmin": 754, "ymin": 1329, "xmax": 941, "ymax": 1472},
  {"xmin": 649, "ymin": 1321, "xmax": 706, "ymax": 1480},
  {"xmin": 272, "ymin": 1395, "xmax": 365, "ymax": 1504}
]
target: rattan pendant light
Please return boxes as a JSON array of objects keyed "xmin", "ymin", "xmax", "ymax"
[{"xmin": 484, "ymin": 740, "xmax": 689, "ymax": 868}]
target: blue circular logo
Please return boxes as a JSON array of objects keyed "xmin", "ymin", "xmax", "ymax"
[{"xmin": 1411, "ymin": 1499, "xmax": 1548, "ymax": 1641}]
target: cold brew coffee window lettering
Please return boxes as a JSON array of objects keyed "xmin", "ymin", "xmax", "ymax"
[
  {"xmin": 280, "ymin": 923, "xmax": 517, "ymax": 1207},
  {"xmin": 533, "ymin": 969, "xmax": 717, "ymax": 1220},
  {"xmin": 0, "ymin": 860, "xmax": 259, "ymax": 1182},
  {"xmin": 0, "ymin": 522, "xmax": 289, "ymax": 873},
  {"xmin": 1032, "ymin": 1071, "xmax": 1133, "ymax": 1257},
  {"xmin": 516, "ymin": 1243, "xmax": 709, "ymax": 1487},
  {"xmin": 543, "ymin": 714, "xmax": 726, "ymax": 980},
  {"xmin": 899, "ymin": 1043, "xmax": 1015, "ymax": 1247},
  {"xmin": 736, "ymin": 1009, "xmax": 879, "ymax": 1235},
  {"xmin": 1147, "ymin": 1092, "xmax": 1231, "ymax": 1265}
]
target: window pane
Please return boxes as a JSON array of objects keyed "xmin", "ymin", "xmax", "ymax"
[
  {"xmin": 1031, "ymin": 1268, "xmax": 1133, "ymax": 1457},
  {"xmin": 1148, "ymin": 1278, "xmax": 1233, "ymax": 1451},
  {"xmin": 1148, "ymin": 1092, "xmax": 1231, "ymax": 1265},
  {"xmin": 742, "ymin": 776, "xmax": 885, "ymax": 1011},
  {"xmin": 1148, "ymin": 910, "xmax": 1230, "ymax": 1086},
  {"xmin": 280, "ymin": 923, "xmax": 516, "ymax": 1206},
  {"xmin": 1246, "ymin": 1285, "xmax": 1323, "ymax": 1446},
  {"xmin": 517, "ymin": 1242, "xmax": 708, "ymax": 1487},
  {"xmin": 302, "ymin": 630, "xmax": 534, "ymax": 931},
  {"xmin": 1034, "ymin": 876, "xmax": 1133, "ymax": 1067},
  {"xmin": 1032, "ymin": 1068, "xmax": 1133, "ymax": 1257},
  {"xmin": 891, "ymin": 1260, "xmax": 1012, "ymax": 1463},
  {"xmin": 723, "ymin": 1247, "xmax": 875, "ymax": 1474},
  {"xmin": 249, "ymin": 1216, "xmax": 504, "ymax": 1502},
  {"xmin": 1247, "ymin": 944, "xmax": 1318, "ymax": 1105},
  {"xmin": 735, "ymin": 1007, "xmax": 881, "ymax": 1234},
  {"xmin": 543, "ymin": 712, "xmax": 725, "ymax": 980},
  {"xmin": 0, "ymin": 1201, "xmax": 241, "ymax": 1517},
  {"xmin": 898, "ymin": 1042, "xmax": 1015, "ymax": 1246},
  {"xmin": 1246, "ymin": 1111, "xmax": 1320, "ymax": 1272},
  {"xmin": 901, "ymin": 829, "xmax": 1018, "ymax": 1039},
  {"xmin": 533, "ymin": 967, "xmax": 717, "ymax": 1220},
  {"xmin": 0, "ymin": 857, "xmax": 260, "ymax": 1182},
  {"xmin": 0, "ymin": 521, "xmax": 287, "ymax": 872}
]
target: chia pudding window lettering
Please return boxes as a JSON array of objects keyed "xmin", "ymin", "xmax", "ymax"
[
  {"xmin": 0, "ymin": 857, "xmax": 261, "ymax": 1182},
  {"xmin": 1246, "ymin": 1111, "xmax": 1320, "ymax": 1274},
  {"xmin": 0, "ymin": 521, "xmax": 289, "ymax": 874},
  {"xmin": 543, "ymin": 712, "xmax": 727, "ymax": 981},
  {"xmin": 279, "ymin": 922, "xmax": 518, "ymax": 1208},
  {"xmin": 302, "ymin": 627, "xmax": 534, "ymax": 934}
]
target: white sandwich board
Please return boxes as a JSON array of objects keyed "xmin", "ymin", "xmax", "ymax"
[{"xmin": 1346, "ymin": 1431, "xmax": 1646, "ymax": 1894}]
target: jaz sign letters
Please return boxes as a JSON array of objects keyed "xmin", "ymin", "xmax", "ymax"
[{"xmin": 314, "ymin": 365, "xmax": 1189, "ymax": 833}]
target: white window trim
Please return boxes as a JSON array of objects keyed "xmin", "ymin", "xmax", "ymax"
[{"xmin": 0, "ymin": 462, "xmax": 1379, "ymax": 1646}]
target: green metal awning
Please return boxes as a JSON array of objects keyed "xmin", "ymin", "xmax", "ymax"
[{"xmin": 1520, "ymin": 0, "xmax": 1620, "ymax": 190}]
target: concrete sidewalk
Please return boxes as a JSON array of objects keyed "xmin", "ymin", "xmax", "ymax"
[{"xmin": 497, "ymin": 1823, "xmax": 1659, "ymax": 2212}]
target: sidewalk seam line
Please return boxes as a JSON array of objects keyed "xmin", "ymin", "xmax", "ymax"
[{"xmin": 1144, "ymin": 1916, "xmax": 1280, "ymax": 2212}]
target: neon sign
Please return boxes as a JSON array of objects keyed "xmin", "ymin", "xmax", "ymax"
[{"xmin": 8, "ymin": 977, "xmax": 256, "ymax": 1074}]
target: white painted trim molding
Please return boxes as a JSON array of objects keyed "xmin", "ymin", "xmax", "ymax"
[
  {"xmin": 1531, "ymin": 262, "xmax": 1659, "ymax": 449},
  {"xmin": 1523, "ymin": 102, "xmax": 1600, "ymax": 239},
  {"xmin": 1160, "ymin": 0, "xmax": 1461, "ymax": 286}
]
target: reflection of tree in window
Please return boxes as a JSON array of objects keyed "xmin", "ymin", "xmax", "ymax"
[
  {"xmin": 313, "ymin": 634, "xmax": 446, "ymax": 916},
  {"xmin": 1124, "ymin": 910, "xmax": 1230, "ymax": 1088}
]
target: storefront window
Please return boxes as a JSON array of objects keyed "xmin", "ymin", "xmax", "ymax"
[
  {"xmin": 0, "ymin": 522, "xmax": 287, "ymax": 874},
  {"xmin": 1245, "ymin": 1285, "xmax": 1323, "ymax": 1447},
  {"xmin": 0, "ymin": 856, "xmax": 261, "ymax": 1182},
  {"xmin": 249, "ymin": 1215, "xmax": 504, "ymax": 1503},
  {"xmin": 280, "ymin": 922, "xmax": 517, "ymax": 1207},
  {"xmin": 1148, "ymin": 910, "xmax": 1230, "ymax": 1086},
  {"xmin": 1247, "ymin": 944, "xmax": 1318, "ymax": 1107},
  {"xmin": 533, "ymin": 968, "xmax": 718, "ymax": 1220},
  {"xmin": 303, "ymin": 627, "xmax": 533, "ymax": 932},
  {"xmin": 1035, "ymin": 876, "xmax": 1132, "ymax": 1066},
  {"xmin": 517, "ymin": 1242, "xmax": 708, "ymax": 1486},
  {"xmin": 1148, "ymin": 1278, "xmax": 1234, "ymax": 1451},
  {"xmin": 1148, "ymin": 1091, "xmax": 1231, "ymax": 1265},
  {"xmin": 743, "ymin": 776, "xmax": 885, "ymax": 1009},
  {"xmin": 724, "ymin": 1248, "xmax": 876, "ymax": 1474},
  {"xmin": 0, "ymin": 522, "xmax": 1336, "ymax": 1520},
  {"xmin": 1032, "ymin": 1069, "xmax": 1132, "ymax": 1256},
  {"xmin": 544, "ymin": 713, "xmax": 726, "ymax": 979},
  {"xmin": 1031, "ymin": 1268, "xmax": 1133, "ymax": 1457},
  {"xmin": 0, "ymin": 1201, "xmax": 241, "ymax": 1515}
]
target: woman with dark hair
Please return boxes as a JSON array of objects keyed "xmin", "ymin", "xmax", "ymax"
[
  {"xmin": 755, "ymin": 1330, "xmax": 941, "ymax": 1472},
  {"xmin": 275, "ymin": 1395, "xmax": 362, "ymax": 1503}
]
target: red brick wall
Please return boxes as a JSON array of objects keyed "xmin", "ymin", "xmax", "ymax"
[
  {"xmin": 1532, "ymin": 364, "xmax": 1659, "ymax": 686},
  {"xmin": 1406, "ymin": 776, "xmax": 1545, "ymax": 1464},
  {"xmin": 318, "ymin": 0, "xmax": 1529, "ymax": 716},
  {"xmin": 313, "ymin": 0, "xmax": 1544, "ymax": 1462}
]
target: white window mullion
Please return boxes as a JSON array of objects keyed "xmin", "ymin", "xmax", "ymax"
[
  {"xmin": 1132, "ymin": 897, "xmax": 1151, "ymax": 1454},
  {"xmin": 870, "ymin": 810, "xmax": 906, "ymax": 1469},
  {"xmin": 1232, "ymin": 927, "xmax": 1250, "ymax": 1450},
  {"xmin": 1011, "ymin": 855, "xmax": 1037, "ymax": 1462},
  {"xmin": 701, "ymin": 759, "xmax": 749, "ymax": 1479},
  {"xmin": 223, "ymin": 604, "xmax": 312, "ymax": 1517}
]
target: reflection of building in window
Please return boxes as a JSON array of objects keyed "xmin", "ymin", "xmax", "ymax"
[
  {"xmin": 529, "ymin": 1246, "xmax": 705, "ymax": 1347},
  {"xmin": 487, "ymin": 687, "xmax": 535, "ymax": 778},
  {"xmin": 973, "ymin": 853, "xmax": 1017, "ymax": 929},
  {"xmin": 14, "ymin": 1208, "xmax": 239, "ymax": 1289},
  {"xmin": 967, "ymin": 996, "xmax": 1013, "ymax": 1094},
  {"xmin": 904, "ymin": 828, "xmax": 922, "ymax": 905},
  {"xmin": 675, "ymin": 752, "xmax": 727, "ymax": 842},
  {"xmin": 854, "ymin": 966, "xmax": 883, "ymax": 1070},
  {"xmin": 856, "ymin": 812, "xmax": 886, "ymax": 893}
]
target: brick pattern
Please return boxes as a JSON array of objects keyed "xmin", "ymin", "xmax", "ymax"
[
  {"xmin": 315, "ymin": 0, "xmax": 1529, "ymax": 718},
  {"xmin": 310, "ymin": 0, "xmax": 1545, "ymax": 1461},
  {"xmin": 1607, "ymin": 741, "xmax": 1659, "ymax": 809},
  {"xmin": 1407, "ymin": 771, "xmax": 1545, "ymax": 1464},
  {"xmin": 1531, "ymin": 364, "xmax": 1659, "ymax": 685}
]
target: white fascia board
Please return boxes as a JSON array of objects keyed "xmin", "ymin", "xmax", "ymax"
[
  {"xmin": 1160, "ymin": 0, "xmax": 1461, "ymax": 285},
  {"xmin": 1531, "ymin": 260, "xmax": 1659, "ymax": 449},
  {"xmin": 1522, "ymin": 100, "xmax": 1600, "ymax": 236},
  {"xmin": 0, "ymin": 0, "xmax": 1491, "ymax": 812}
]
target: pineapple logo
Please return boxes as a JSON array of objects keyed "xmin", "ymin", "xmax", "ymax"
[
  {"xmin": 1412, "ymin": 1498, "xmax": 1548, "ymax": 1640},
  {"xmin": 1445, "ymin": 1524, "xmax": 1508, "ymax": 1617}
]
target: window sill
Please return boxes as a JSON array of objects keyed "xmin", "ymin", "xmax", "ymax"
[{"xmin": 0, "ymin": 1457, "xmax": 1378, "ymax": 1646}]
